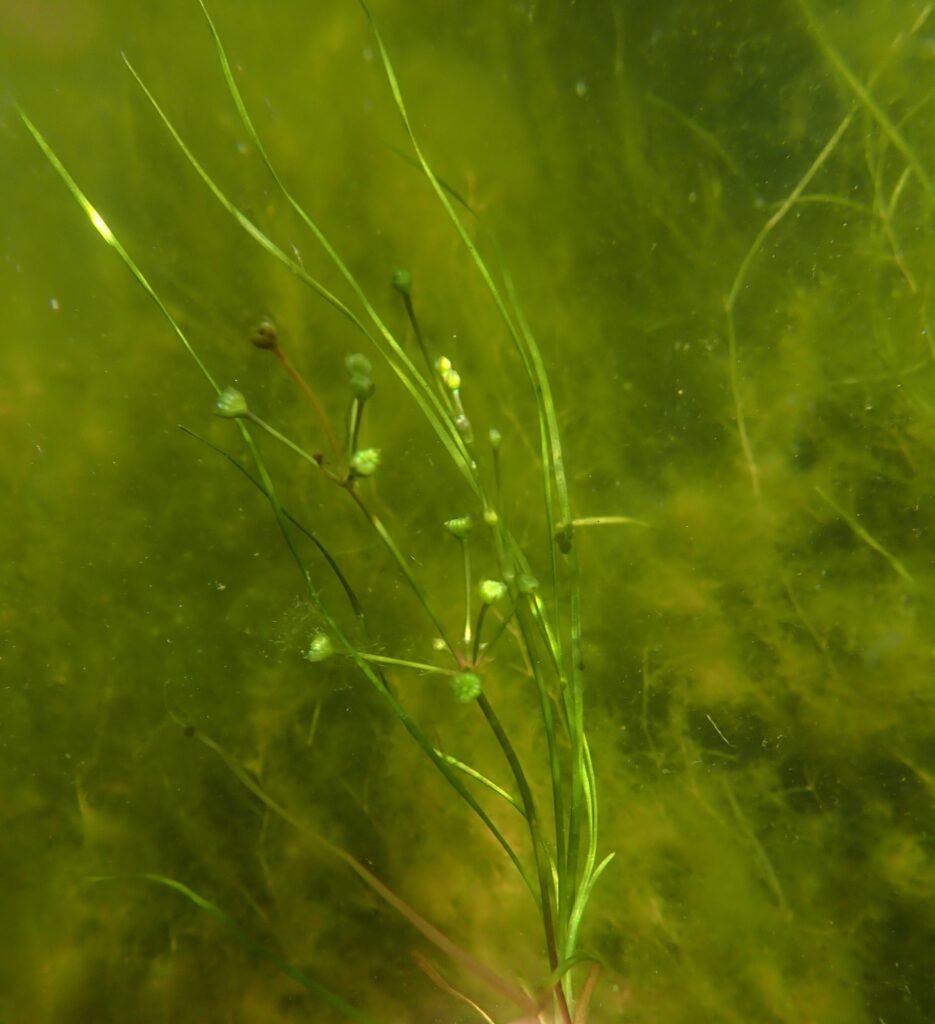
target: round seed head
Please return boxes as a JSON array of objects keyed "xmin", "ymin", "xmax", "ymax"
[
  {"xmin": 350, "ymin": 447, "xmax": 381, "ymax": 477},
  {"xmin": 488, "ymin": 427, "xmax": 502, "ymax": 450},
  {"xmin": 450, "ymin": 670, "xmax": 482, "ymax": 703},
  {"xmin": 478, "ymin": 579, "xmax": 508, "ymax": 605},
  {"xmin": 483, "ymin": 508, "xmax": 498, "ymax": 526},
  {"xmin": 215, "ymin": 386, "xmax": 249, "ymax": 419},
  {"xmin": 443, "ymin": 368, "xmax": 461, "ymax": 391}
]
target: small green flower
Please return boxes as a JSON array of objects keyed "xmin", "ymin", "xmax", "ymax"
[
  {"xmin": 304, "ymin": 632, "xmax": 334, "ymax": 663},
  {"xmin": 350, "ymin": 447, "xmax": 381, "ymax": 477},
  {"xmin": 478, "ymin": 579, "xmax": 508, "ymax": 605},
  {"xmin": 445, "ymin": 515, "xmax": 473, "ymax": 540},
  {"xmin": 450, "ymin": 670, "xmax": 482, "ymax": 703},
  {"xmin": 215, "ymin": 386, "xmax": 249, "ymax": 419}
]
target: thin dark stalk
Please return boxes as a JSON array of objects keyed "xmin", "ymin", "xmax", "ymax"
[
  {"xmin": 398, "ymin": 285, "xmax": 435, "ymax": 382},
  {"xmin": 178, "ymin": 425, "xmax": 366, "ymax": 628}
]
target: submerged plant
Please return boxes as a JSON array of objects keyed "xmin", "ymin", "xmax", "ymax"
[{"xmin": 20, "ymin": 2, "xmax": 616, "ymax": 1021}]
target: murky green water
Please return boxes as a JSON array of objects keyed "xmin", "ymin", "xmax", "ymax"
[{"xmin": 3, "ymin": 1, "xmax": 934, "ymax": 1021}]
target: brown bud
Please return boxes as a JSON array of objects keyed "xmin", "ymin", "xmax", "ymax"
[{"xmin": 250, "ymin": 319, "xmax": 278, "ymax": 351}]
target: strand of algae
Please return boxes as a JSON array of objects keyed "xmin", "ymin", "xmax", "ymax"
[
  {"xmin": 796, "ymin": 0, "xmax": 935, "ymax": 204},
  {"xmin": 724, "ymin": 3, "xmax": 934, "ymax": 497},
  {"xmin": 724, "ymin": 111, "xmax": 854, "ymax": 499},
  {"xmin": 814, "ymin": 486, "xmax": 914, "ymax": 584}
]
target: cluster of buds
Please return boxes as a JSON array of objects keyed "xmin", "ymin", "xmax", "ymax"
[
  {"xmin": 344, "ymin": 352, "xmax": 379, "ymax": 479},
  {"xmin": 345, "ymin": 352, "xmax": 374, "ymax": 402},
  {"xmin": 435, "ymin": 356, "xmax": 473, "ymax": 444}
]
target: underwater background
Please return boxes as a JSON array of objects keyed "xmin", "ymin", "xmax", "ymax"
[{"xmin": 2, "ymin": 0, "xmax": 934, "ymax": 1021}]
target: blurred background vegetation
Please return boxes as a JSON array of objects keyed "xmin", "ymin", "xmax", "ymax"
[{"xmin": 2, "ymin": 0, "xmax": 934, "ymax": 1021}]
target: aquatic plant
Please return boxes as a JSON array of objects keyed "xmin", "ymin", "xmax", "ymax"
[
  {"xmin": 17, "ymin": 1, "xmax": 935, "ymax": 1021},
  {"xmin": 19, "ymin": 2, "xmax": 614, "ymax": 1020}
]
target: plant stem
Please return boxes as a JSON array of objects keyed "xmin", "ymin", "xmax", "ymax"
[
  {"xmin": 269, "ymin": 341, "xmax": 341, "ymax": 459},
  {"xmin": 461, "ymin": 538, "xmax": 472, "ymax": 646},
  {"xmin": 356, "ymin": 652, "xmax": 451, "ymax": 675},
  {"xmin": 476, "ymin": 693, "xmax": 573, "ymax": 1024},
  {"xmin": 471, "ymin": 602, "xmax": 489, "ymax": 665},
  {"xmin": 245, "ymin": 411, "xmax": 328, "ymax": 474}
]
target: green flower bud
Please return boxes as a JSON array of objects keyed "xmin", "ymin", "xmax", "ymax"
[
  {"xmin": 350, "ymin": 447, "xmax": 381, "ymax": 477},
  {"xmin": 483, "ymin": 508, "xmax": 498, "ymax": 526},
  {"xmin": 443, "ymin": 367, "xmax": 462, "ymax": 391},
  {"xmin": 445, "ymin": 515, "xmax": 473, "ymax": 540},
  {"xmin": 488, "ymin": 427, "xmax": 502, "ymax": 450},
  {"xmin": 349, "ymin": 374, "xmax": 375, "ymax": 400},
  {"xmin": 391, "ymin": 267, "xmax": 412, "ymax": 297},
  {"xmin": 345, "ymin": 352, "xmax": 372, "ymax": 378},
  {"xmin": 455, "ymin": 413, "xmax": 473, "ymax": 444},
  {"xmin": 450, "ymin": 670, "xmax": 482, "ymax": 703},
  {"xmin": 305, "ymin": 632, "xmax": 334, "ymax": 663},
  {"xmin": 478, "ymin": 579, "xmax": 508, "ymax": 605},
  {"xmin": 215, "ymin": 386, "xmax": 249, "ymax": 419}
]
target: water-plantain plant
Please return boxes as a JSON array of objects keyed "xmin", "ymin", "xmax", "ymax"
[{"xmin": 20, "ymin": 2, "xmax": 614, "ymax": 1020}]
